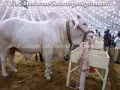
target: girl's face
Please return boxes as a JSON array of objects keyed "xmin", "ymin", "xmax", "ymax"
[{"xmin": 86, "ymin": 33, "xmax": 93, "ymax": 41}]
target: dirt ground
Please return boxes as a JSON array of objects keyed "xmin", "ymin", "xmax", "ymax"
[{"xmin": 0, "ymin": 48, "xmax": 120, "ymax": 90}]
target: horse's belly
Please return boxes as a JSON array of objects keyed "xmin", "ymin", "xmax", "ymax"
[
  {"xmin": 21, "ymin": 48, "xmax": 42, "ymax": 53},
  {"xmin": 53, "ymin": 47, "xmax": 69, "ymax": 58}
]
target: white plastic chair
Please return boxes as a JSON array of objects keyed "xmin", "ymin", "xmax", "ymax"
[{"xmin": 66, "ymin": 47, "xmax": 110, "ymax": 90}]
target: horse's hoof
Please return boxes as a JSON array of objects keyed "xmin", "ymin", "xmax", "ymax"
[
  {"xmin": 45, "ymin": 74, "xmax": 51, "ymax": 80},
  {"xmin": 50, "ymin": 72, "xmax": 52, "ymax": 75},
  {"xmin": 64, "ymin": 56, "xmax": 69, "ymax": 61},
  {"xmin": 46, "ymin": 76, "xmax": 51, "ymax": 80},
  {"xmin": 2, "ymin": 73, "xmax": 9, "ymax": 77},
  {"xmin": 11, "ymin": 69, "xmax": 18, "ymax": 72}
]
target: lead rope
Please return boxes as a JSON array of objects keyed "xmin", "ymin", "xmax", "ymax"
[
  {"xmin": 64, "ymin": 20, "xmax": 73, "ymax": 61},
  {"xmin": 75, "ymin": 58, "xmax": 84, "ymax": 90}
]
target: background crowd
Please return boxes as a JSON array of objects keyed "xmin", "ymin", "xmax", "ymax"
[{"xmin": 103, "ymin": 29, "xmax": 120, "ymax": 63}]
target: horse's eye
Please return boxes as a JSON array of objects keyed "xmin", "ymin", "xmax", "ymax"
[{"xmin": 83, "ymin": 23, "xmax": 87, "ymax": 26}]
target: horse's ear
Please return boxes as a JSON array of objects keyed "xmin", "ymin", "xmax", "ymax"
[
  {"xmin": 74, "ymin": 15, "xmax": 80, "ymax": 28},
  {"xmin": 77, "ymin": 15, "xmax": 80, "ymax": 19}
]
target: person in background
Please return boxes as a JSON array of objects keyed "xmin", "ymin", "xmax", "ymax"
[
  {"xmin": 114, "ymin": 31, "xmax": 120, "ymax": 63},
  {"xmin": 111, "ymin": 35, "xmax": 116, "ymax": 48},
  {"xmin": 93, "ymin": 29, "xmax": 98, "ymax": 42},
  {"xmin": 98, "ymin": 32, "xmax": 101, "ymax": 37},
  {"xmin": 95, "ymin": 29, "xmax": 98, "ymax": 35},
  {"xmin": 103, "ymin": 29, "xmax": 111, "ymax": 51}
]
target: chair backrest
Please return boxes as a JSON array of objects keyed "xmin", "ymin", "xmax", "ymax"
[
  {"xmin": 70, "ymin": 48, "xmax": 110, "ymax": 69},
  {"xmin": 89, "ymin": 50, "xmax": 110, "ymax": 69},
  {"xmin": 93, "ymin": 41, "xmax": 104, "ymax": 50},
  {"xmin": 70, "ymin": 47, "xmax": 82, "ymax": 63}
]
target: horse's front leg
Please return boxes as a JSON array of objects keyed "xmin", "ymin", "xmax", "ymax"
[
  {"xmin": 43, "ymin": 48, "xmax": 53, "ymax": 80},
  {"xmin": 1, "ymin": 49, "xmax": 9, "ymax": 77}
]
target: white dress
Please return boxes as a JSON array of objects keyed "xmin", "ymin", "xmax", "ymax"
[{"xmin": 79, "ymin": 42, "xmax": 92, "ymax": 90}]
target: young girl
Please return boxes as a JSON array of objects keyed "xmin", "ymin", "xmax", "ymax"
[{"xmin": 78, "ymin": 31, "xmax": 94, "ymax": 90}]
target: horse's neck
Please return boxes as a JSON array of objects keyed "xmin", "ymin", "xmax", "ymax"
[
  {"xmin": 60, "ymin": 19, "xmax": 70, "ymax": 45},
  {"xmin": 60, "ymin": 19, "xmax": 77, "ymax": 44}
]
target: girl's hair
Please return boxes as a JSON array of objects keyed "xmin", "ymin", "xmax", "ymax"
[{"xmin": 82, "ymin": 31, "xmax": 94, "ymax": 42}]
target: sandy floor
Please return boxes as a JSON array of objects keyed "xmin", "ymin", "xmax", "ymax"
[{"xmin": 0, "ymin": 48, "xmax": 120, "ymax": 90}]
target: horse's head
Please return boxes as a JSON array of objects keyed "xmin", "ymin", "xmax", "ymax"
[
  {"xmin": 73, "ymin": 15, "xmax": 90, "ymax": 33},
  {"xmin": 69, "ymin": 15, "xmax": 91, "ymax": 45}
]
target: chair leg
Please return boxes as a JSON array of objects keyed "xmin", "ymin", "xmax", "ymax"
[
  {"xmin": 66, "ymin": 61, "xmax": 72, "ymax": 87},
  {"xmin": 102, "ymin": 68, "xmax": 109, "ymax": 90}
]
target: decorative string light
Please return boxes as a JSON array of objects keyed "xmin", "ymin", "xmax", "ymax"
[
  {"xmin": 0, "ymin": 0, "xmax": 119, "ymax": 30},
  {"xmin": 34, "ymin": 0, "xmax": 42, "ymax": 21},
  {"xmin": 0, "ymin": 0, "xmax": 5, "ymax": 9},
  {"xmin": 0, "ymin": 1, "xmax": 11, "ymax": 21},
  {"xmin": 11, "ymin": 6, "xmax": 15, "ymax": 17},
  {"xmin": 29, "ymin": 7, "xmax": 34, "ymax": 21}
]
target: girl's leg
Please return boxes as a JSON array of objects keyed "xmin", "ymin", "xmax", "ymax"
[
  {"xmin": 79, "ymin": 60, "xmax": 88, "ymax": 90},
  {"xmin": 79, "ymin": 71, "xmax": 86, "ymax": 90}
]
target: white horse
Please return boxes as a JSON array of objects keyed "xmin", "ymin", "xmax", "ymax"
[{"xmin": 0, "ymin": 13, "xmax": 91, "ymax": 80}]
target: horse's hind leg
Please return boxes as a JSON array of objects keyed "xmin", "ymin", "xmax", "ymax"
[
  {"xmin": 35, "ymin": 53, "xmax": 44, "ymax": 62},
  {"xmin": 1, "ymin": 49, "xmax": 9, "ymax": 77},
  {"xmin": 35, "ymin": 53, "xmax": 38, "ymax": 61},
  {"xmin": 9, "ymin": 48, "xmax": 17, "ymax": 72},
  {"xmin": 39, "ymin": 53, "xmax": 43, "ymax": 62},
  {"xmin": 43, "ymin": 48, "xmax": 53, "ymax": 80}
]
